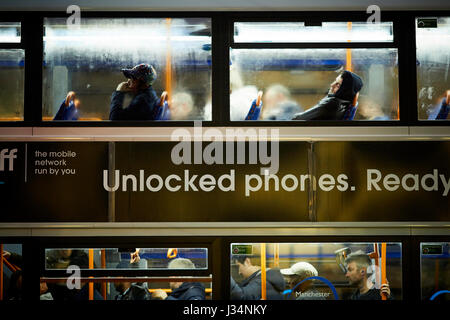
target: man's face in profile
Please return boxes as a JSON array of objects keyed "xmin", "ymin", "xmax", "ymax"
[
  {"xmin": 345, "ymin": 261, "xmax": 363, "ymax": 285},
  {"xmin": 329, "ymin": 75, "xmax": 343, "ymax": 94},
  {"xmin": 235, "ymin": 259, "xmax": 252, "ymax": 279}
]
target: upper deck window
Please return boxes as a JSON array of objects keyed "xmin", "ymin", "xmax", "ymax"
[
  {"xmin": 234, "ymin": 22, "xmax": 394, "ymax": 43},
  {"xmin": 231, "ymin": 21, "xmax": 398, "ymax": 122},
  {"xmin": 42, "ymin": 18, "xmax": 212, "ymax": 121},
  {"xmin": 416, "ymin": 17, "xmax": 450, "ymax": 121}
]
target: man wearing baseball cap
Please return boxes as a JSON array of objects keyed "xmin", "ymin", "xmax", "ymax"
[
  {"xmin": 281, "ymin": 261, "xmax": 327, "ymax": 300},
  {"xmin": 109, "ymin": 63, "xmax": 160, "ymax": 120}
]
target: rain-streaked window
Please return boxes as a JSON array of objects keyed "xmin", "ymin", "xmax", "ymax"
[
  {"xmin": 416, "ymin": 17, "xmax": 450, "ymax": 120},
  {"xmin": 231, "ymin": 21, "xmax": 398, "ymax": 121},
  {"xmin": 230, "ymin": 48, "xmax": 399, "ymax": 121},
  {"xmin": 234, "ymin": 22, "xmax": 393, "ymax": 43},
  {"xmin": 0, "ymin": 49, "xmax": 24, "ymax": 121},
  {"xmin": 43, "ymin": 18, "xmax": 212, "ymax": 121}
]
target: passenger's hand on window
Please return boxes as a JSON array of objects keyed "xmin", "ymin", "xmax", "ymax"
[
  {"xmin": 380, "ymin": 280, "xmax": 391, "ymax": 297},
  {"xmin": 117, "ymin": 81, "xmax": 131, "ymax": 92},
  {"xmin": 65, "ymin": 91, "xmax": 76, "ymax": 107},
  {"xmin": 152, "ymin": 289, "xmax": 168, "ymax": 300}
]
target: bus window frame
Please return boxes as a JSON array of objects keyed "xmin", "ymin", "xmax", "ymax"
[{"xmin": 0, "ymin": 10, "xmax": 448, "ymax": 127}]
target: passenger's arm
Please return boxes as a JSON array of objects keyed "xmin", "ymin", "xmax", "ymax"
[
  {"xmin": 380, "ymin": 280, "xmax": 393, "ymax": 300},
  {"xmin": 109, "ymin": 91, "xmax": 127, "ymax": 120},
  {"xmin": 230, "ymin": 276, "xmax": 261, "ymax": 300},
  {"xmin": 3, "ymin": 251, "xmax": 23, "ymax": 268},
  {"xmin": 292, "ymin": 103, "xmax": 327, "ymax": 120},
  {"xmin": 110, "ymin": 82, "xmax": 134, "ymax": 120}
]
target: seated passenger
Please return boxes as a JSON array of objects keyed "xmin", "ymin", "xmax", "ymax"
[
  {"xmin": 230, "ymin": 254, "xmax": 284, "ymax": 300},
  {"xmin": 428, "ymin": 90, "xmax": 450, "ymax": 120},
  {"xmin": 109, "ymin": 63, "xmax": 160, "ymax": 120},
  {"xmin": 292, "ymin": 70, "xmax": 363, "ymax": 120},
  {"xmin": 281, "ymin": 262, "xmax": 326, "ymax": 300},
  {"xmin": 345, "ymin": 251, "xmax": 392, "ymax": 300},
  {"xmin": 262, "ymin": 84, "xmax": 303, "ymax": 120},
  {"xmin": 151, "ymin": 258, "xmax": 205, "ymax": 300},
  {"xmin": 53, "ymin": 91, "xmax": 80, "ymax": 121}
]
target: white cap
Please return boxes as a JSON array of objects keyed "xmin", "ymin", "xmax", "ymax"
[{"xmin": 280, "ymin": 262, "xmax": 318, "ymax": 277}]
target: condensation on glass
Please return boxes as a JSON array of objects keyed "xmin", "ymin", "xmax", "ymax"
[
  {"xmin": 42, "ymin": 18, "xmax": 212, "ymax": 121},
  {"xmin": 416, "ymin": 17, "xmax": 450, "ymax": 120},
  {"xmin": 420, "ymin": 242, "xmax": 449, "ymax": 301},
  {"xmin": 44, "ymin": 248, "xmax": 208, "ymax": 270},
  {"xmin": 0, "ymin": 50, "xmax": 25, "ymax": 121},
  {"xmin": 0, "ymin": 22, "xmax": 21, "ymax": 43},
  {"xmin": 229, "ymin": 48, "xmax": 399, "ymax": 121},
  {"xmin": 234, "ymin": 22, "xmax": 393, "ymax": 43},
  {"xmin": 230, "ymin": 242, "xmax": 402, "ymax": 300}
]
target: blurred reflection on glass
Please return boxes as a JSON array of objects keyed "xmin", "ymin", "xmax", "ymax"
[
  {"xmin": 0, "ymin": 23, "xmax": 21, "ymax": 43},
  {"xmin": 416, "ymin": 17, "xmax": 450, "ymax": 120},
  {"xmin": 230, "ymin": 242, "xmax": 402, "ymax": 300},
  {"xmin": 0, "ymin": 50, "xmax": 24, "ymax": 121},
  {"xmin": 420, "ymin": 243, "xmax": 450, "ymax": 301},
  {"xmin": 45, "ymin": 248, "xmax": 208, "ymax": 270},
  {"xmin": 230, "ymin": 48, "xmax": 399, "ymax": 121},
  {"xmin": 43, "ymin": 18, "xmax": 211, "ymax": 121},
  {"xmin": 234, "ymin": 22, "xmax": 393, "ymax": 43}
]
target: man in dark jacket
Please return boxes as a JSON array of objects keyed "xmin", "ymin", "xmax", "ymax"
[
  {"xmin": 230, "ymin": 255, "xmax": 285, "ymax": 300},
  {"xmin": 292, "ymin": 70, "xmax": 363, "ymax": 120},
  {"xmin": 109, "ymin": 63, "xmax": 160, "ymax": 120},
  {"xmin": 151, "ymin": 258, "xmax": 206, "ymax": 300}
]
